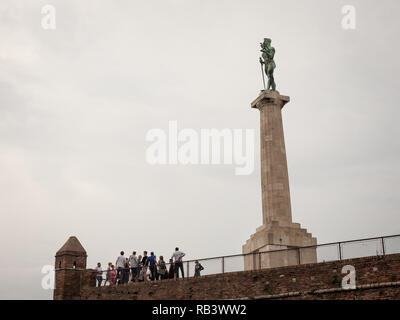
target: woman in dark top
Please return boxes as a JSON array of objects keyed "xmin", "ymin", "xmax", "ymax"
[
  {"xmin": 142, "ymin": 251, "xmax": 148, "ymax": 267},
  {"xmin": 141, "ymin": 251, "xmax": 149, "ymax": 281},
  {"xmin": 120, "ymin": 259, "xmax": 130, "ymax": 284},
  {"xmin": 194, "ymin": 260, "xmax": 204, "ymax": 277},
  {"xmin": 157, "ymin": 256, "xmax": 167, "ymax": 280},
  {"xmin": 168, "ymin": 259, "xmax": 175, "ymax": 279}
]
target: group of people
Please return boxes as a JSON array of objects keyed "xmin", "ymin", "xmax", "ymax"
[{"xmin": 95, "ymin": 247, "xmax": 204, "ymax": 286}]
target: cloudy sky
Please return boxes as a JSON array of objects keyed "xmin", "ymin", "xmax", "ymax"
[{"xmin": 1, "ymin": 0, "xmax": 399, "ymax": 299}]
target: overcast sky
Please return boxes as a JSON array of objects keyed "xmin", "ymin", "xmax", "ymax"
[{"xmin": 1, "ymin": 0, "xmax": 399, "ymax": 299}]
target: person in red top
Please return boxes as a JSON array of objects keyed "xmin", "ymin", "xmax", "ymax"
[{"xmin": 109, "ymin": 265, "xmax": 117, "ymax": 284}]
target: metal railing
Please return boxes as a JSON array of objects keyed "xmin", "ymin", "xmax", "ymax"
[
  {"xmin": 190, "ymin": 234, "xmax": 400, "ymax": 276},
  {"xmin": 96, "ymin": 234, "xmax": 400, "ymax": 285}
]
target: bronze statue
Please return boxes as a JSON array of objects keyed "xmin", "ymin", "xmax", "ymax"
[{"xmin": 259, "ymin": 38, "xmax": 276, "ymax": 91}]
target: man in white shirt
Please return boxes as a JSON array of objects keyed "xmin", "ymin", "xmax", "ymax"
[
  {"xmin": 115, "ymin": 251, "xmax": 125, "ymax": 284},
  {"xmin": 129, "ymin": 251, "xmax": 139, "ymax": 282},
  {"xmin": 95, "ymin": 262, "xmax": 103, "ymax": 287},
  {"xmin": 171, "ymin": 247, "xmax": 185, "ymax": 279}
]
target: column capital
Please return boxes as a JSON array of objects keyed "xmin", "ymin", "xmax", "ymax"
[{"xmin": 251, "ymin": 90, "xmax": 290, "ymax": 110}]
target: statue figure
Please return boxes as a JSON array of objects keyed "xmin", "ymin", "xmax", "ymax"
[{"xmin": 259, "ymin": 38, "xmax": 276, "ymax": 91}]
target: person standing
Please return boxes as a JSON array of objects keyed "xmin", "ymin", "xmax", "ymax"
[
  {"xmin": 115, "ymin": 251, "xmax": 125, "ymax": 285},
  {"xmin": 194, "ymin": 260, "xmax": 204, "ymax": 277},
  {"xmin": 168, "ymin": 259, "xmax": 175, "ymax": 279},
  {"xmin": 110, "ymin": 265, "xmax": 117, "ymax": 284},
  {"xmin": 129, "ymin": 251, "xmax": 139, "ymax": 282},
  {"xmin": 105, "ymin": 262, "xmax": 112, "ymax": 285},
  {"xmin": 142, "ymin": 251, "xmax": 148, "ymax": 267},
  {"xmin": 95, "ymin": 263, "xmax": 103, "ymax": 287},
  {"xmin": 121, "ymin": 258, "xmax": 130, "ymax": 284},
  {"xmin": 171, "ymin": 247, "xmax": 185, "ymax": 279},
  {"xmin": 145, "ymin": 266, "xmax": 151, "ymax": 281},
  {"xmin": 148, "ymin": 252, "xmax": 157, "ymax": 281},
  {"xmin": 137, "ymin": 254, "xmax": 143, "ymax": 279},
  {"xmin": 138, "ymin": 263, "xmax": 145, "ymax": 282},
  {"xmin": 142, "ymin": 251, "xmax": 149, "ymax": 281},
  {"xmin": 158, "ymin": 256, "xmax": 167, "ymax": 280}
]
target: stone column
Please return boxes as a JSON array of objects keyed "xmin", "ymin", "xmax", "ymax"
[
  {"xmin": 253, "ymin": 91, "xmax": 292, "ymax": 226},
  {"xmin": 243, "ymin": 91, "xmax": 317, "ymax": 270}
]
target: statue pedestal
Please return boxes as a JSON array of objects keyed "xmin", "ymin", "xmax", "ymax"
[
  {"xmin": 243, "ymin": 91, "xmax": 317, "ymax": 270},
  {"xmin": 243, "ymin": 221, "xmax": 317, "ymax": 270}
]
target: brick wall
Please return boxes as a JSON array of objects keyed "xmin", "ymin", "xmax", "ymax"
[
  {"xmin": 78, "ymin": 254, "xmax": 400, "ymax": 300},
  {"xmin": 54, "ymin": 269, "xmax": 96, "ymax": 300}
]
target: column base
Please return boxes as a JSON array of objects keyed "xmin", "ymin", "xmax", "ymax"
[{"xmin": 242, "ymin": 221, "xmax": 317, "ymax": 270}]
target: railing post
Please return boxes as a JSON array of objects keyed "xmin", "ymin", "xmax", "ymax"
[
  {"xmin": 187, "ymin": 261, "xmax": 189, "ymax": 278},
  {"xmin": 222, "ymin": 257, "xmax": 225, "ymax": 273},
  {"xmin": 381, "ymin": 237, "xmax": 386, "ymax": 255},
  {"xmin": 338, "ymin": 242, "xmax": 342, "ymax": 260},
  {"xmin": 297, "ymin": 247, "xmax": 301, "ymax": 265}
]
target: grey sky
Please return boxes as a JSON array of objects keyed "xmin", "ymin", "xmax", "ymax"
[{"xmin": 0, "ymin": 0, "xmax": 399, "ymax": 299}]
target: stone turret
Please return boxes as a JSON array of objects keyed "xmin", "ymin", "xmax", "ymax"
[{"xmin": 54, "ymin": 236, "xmax": 91, "ymax": 300}]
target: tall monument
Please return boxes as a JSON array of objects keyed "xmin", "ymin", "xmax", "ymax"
[{"xmin": 243, "ymin": 39, "xmax": 317, "ymax": 270}]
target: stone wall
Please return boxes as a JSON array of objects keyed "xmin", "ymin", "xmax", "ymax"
[
  {"xmin": 54, "ymin": 268, "xmax": 96, "ymax": 300},
  {"xmin": 79, "ymin": 254, "xmax": 400, "ymax": 300}
]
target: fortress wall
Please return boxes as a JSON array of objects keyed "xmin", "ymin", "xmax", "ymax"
[{"xmin": 78, "ymin": 254, "xmax": 400, "ymax": 300}]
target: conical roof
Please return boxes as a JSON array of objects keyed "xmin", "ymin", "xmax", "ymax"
[{"xmin": 56, "ymin": 236, "xmax": 87, "ymax": 255}]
